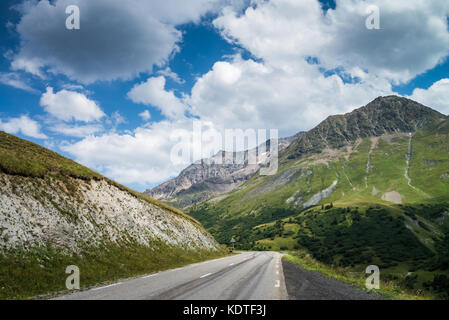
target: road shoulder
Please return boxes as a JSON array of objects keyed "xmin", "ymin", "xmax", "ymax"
[{"xmin": 282, "ymin": 260, "xmax": 383, "ymax": 300}]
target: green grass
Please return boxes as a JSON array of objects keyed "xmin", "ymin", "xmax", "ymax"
[
  {"xmin": 0, "ymin": 131, "xmax": 101, "ymax": 179},
  {"xmin": 257, "ymin": 237, "xmax": 297, "ymax": 251},
  {"xmin": 0, "ymin": 241, "xmax": 228, "ymax": 300},
  {"xmin": 409, "ymin": 129, "xmax": 449, "ymax": 198}
]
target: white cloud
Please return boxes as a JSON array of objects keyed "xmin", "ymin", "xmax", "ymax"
[
  {"xmin": 10, "ymin": 0, "xmax": 227, "ymax": 84},
  {"xmin": 188, "ymin": 55, "xmax": 392, "ymax": 135},
  {"xmin": 61, "ymin": 119, "xmax": 226, "ymax": 187},
  {"xmin": 49, "ymin": 123, "xmax": 103, "ymax": 138},
  {"xmin": 61, "ymin": 120, "xmax": 191, "ymax": 187},
  {"xmin": 0, "ymin": 72, "xmax": 38, "ymax": 93},
  {"xmin": 40, "ymin": 87, "xmax": 105, "ymax": 122},
  {"xmin": 0, "ymin": 115, "xmax": 47, "ymax": 139},
  {"xmin": 127, "ymin": 76, "xmax": 187, "ymax": 119},
  {"xmin": 139, "ymin": 110, "xmax": 151, "ymax": 121},
  {"xmin": 409, "ymin": 79, "xmax": 449, "ymax": 115},
  {"xmin": 214, "ymin": 0, "xmax": 449, "ymax": 83}
]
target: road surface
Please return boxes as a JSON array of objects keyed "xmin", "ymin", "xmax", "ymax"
[{"xmin": 55, "ymin": 251, "xmax": 287, "ymax": 300}]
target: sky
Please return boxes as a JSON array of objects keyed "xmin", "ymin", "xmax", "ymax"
[{"xmin": 0, "ymin": 0, "xmax": 449, "ymax": 191}]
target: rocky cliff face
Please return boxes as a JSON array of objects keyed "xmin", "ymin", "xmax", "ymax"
[
  {"xmin": 0, "ymin": 174, "xmax": 217, "ymax": 253},
  {"xmin": 145, "ymin": 134, "xmax": 301, "ymax": 207}
]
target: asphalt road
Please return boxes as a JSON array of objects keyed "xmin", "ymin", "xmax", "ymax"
[{"xmin": 54, "ymin": 251, "xmax": 288, "ymax": 300}]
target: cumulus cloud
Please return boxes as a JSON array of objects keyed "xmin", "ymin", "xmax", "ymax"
[
  {"xmin": 410, "ymin": 79, "xmax": 449, "ymax": 115},
  {"xmin": 40, "ymin": 87, "xmax": 105, "ymax": 122},
  {"xmin": 10, "ymin": 0, "xmax": 228, "ymax": 83},
  {"xmin": 214, "ymin": 0, "xmax": 449, "ymax": 83},
  {"xmin": 188, "ymin": 55, "xmax": 392, "ymax": 135},
  {"xmin": 61, "ymin": 119, "xmax": 222, "ymax": 187},
  {"xmin": 0, "ymin": 115, "xmax": 47, "ymax": 139},
  {"xmin": 127, "ymin": 76, "xmax": 187, "ymax": 119}
]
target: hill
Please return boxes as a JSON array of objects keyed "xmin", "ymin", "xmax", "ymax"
[{"xmin": 0, "ymin": 131, "xmax": 223, "ymax": 299}]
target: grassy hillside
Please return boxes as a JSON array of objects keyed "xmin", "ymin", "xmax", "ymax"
[{"xmin": 0, "ymin": 131, "xmax": 226, "ymax": 299}]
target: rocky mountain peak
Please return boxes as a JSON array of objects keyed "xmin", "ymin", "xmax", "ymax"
[{"xmin": 284, "ymin": 95, "xmax": 446, "ymax": 160}]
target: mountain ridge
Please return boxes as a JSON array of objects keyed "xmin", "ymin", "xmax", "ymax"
[
  {"xmin": 145, "ymin": 133, "xmax": 301, "ymax": 207},
  {"xmin": 283, "ymin": 95, "xmax": 447, "ymax": 160}
]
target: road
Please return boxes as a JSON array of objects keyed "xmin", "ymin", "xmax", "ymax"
[{"xmin": 54, "ymin": 251, "xmax": 288, "ymax": 300}]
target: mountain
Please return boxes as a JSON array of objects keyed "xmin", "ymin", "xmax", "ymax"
[
  {"xmin": 0, "ymin": 131, "xmax": 222, "ymax": 299},
  {"xmin": 187, "ymin": 96, "xmax": 449, "ymax": 297},
  {"xmin": 145, "ymin": 134, "xmax": 301, "ymax": 208},
  {"xmin": 283, "ymin": 96, "xmax": 445, "ymax": 160}
]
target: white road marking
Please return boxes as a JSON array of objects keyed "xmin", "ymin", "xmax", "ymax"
[
  {"xmin": 276, "ymin": 270, "xmax": 279, "ymax": 275},
  {"xmin": 200, "ymin": 273, "xmax": 213, "ymax": 279},
  {"xmin": 92, "ymin": 282, "xmax": 122, "ymax": 291},
  {"xmin": 275, "ymin": 280, "xmax": 280, "ymax": 288},
  {"xmin": 229, "ymin": 263, "xmax": 235, "ymax": 266},
  {"xmin": 143, "ymin": 274, "xmax": 157, "ymax": 279}
]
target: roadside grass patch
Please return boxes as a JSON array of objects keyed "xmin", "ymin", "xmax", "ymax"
[{"xmin": 0, "ymin": 242, "xmax": 228, "ymax": 300}]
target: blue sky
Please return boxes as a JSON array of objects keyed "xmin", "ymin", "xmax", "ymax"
[{"xmin": 0, "ymin": 0, "xmax": 449, "ymax": 191}]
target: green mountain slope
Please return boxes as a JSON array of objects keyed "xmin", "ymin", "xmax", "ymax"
[
  {"xmin": 0, "ymin": 131, "xmax": 224, "ymax": 299},
  {"xmin": 187, "ymin": 96, "xmax": 449, "ymax": 298}
]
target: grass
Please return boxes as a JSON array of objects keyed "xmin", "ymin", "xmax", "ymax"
[
  {"xmin": 0, "ymin": 241, "xmax": 228, "ymax": 300},
  {"xmin": 284, "ymin": 250, "xmax": 436, "ymax": 300}
]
